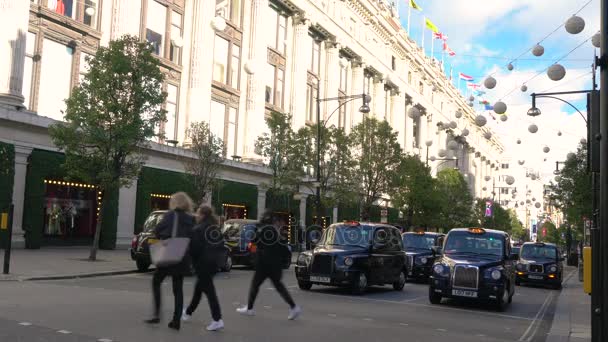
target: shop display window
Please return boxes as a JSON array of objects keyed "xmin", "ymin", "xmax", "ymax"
[
  {"xmin": 43, "ymin": 180, "xmax": 99, "ymax": 239},
  {"xmin": 150, "ymin": 194, "xmax": 171, "ymax": 212},
  {"xmin": 222, "ymin": 204, "xmax": 247, "ymax": 220}
]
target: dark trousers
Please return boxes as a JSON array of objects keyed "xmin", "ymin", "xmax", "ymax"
[
  {"xmin": 247, "ymin": 264, "xmax": 295, "ymax": 310},
  {"xmin": 152, "ymin": 269, "xmax": 184, "ymax": 323},
  {"xmin": 186, "ymin": 268, "xmax": 222, "ymax": 321}
]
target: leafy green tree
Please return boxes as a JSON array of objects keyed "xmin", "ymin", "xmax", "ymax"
[
  {"xmin": 538, "ymin": 221, "xmax": 563, "ymax": 245},
  {"xmin": 49, "ymin": 36, "xmax": 166, "ymax": 260},
  {"xmin": 435, "ymin": 168, "xmax": 474, "ymax": 229},
  {"xmin": 391, "ymin": 154, "xmax": 439, "ymax": 229},
  {"xmin": 183, "ymin": 122, "xmax": 225, "ymax": 205},
  {"xmin": 350, "ymin": 117, "xmax": 402, "ymax": 221},
  {"xmin": 255, "ymin": 111, "xmax": 305, "ymax": 197},
  {"xmin": 509, "ymin": 209, "xmax": 528, "ymax": 242},
  {"xmin": 548, "ymin": 142, "xmax": 591, "ymax": 239},
  {"xmin": 474, "ymin": 198, "xmax": 511, "ymax": 231}
]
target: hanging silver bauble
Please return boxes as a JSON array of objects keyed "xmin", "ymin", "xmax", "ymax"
[
  {"xmin": 518, "ymin": 160, "xmax": 525, "ymax": 165},
  {"xmin": 468, "ymin": 101, "xmax": 474, "ymax": 107},
  {"xmin": 531, "ymin": 174, "xmax": 537, "ymax": 180},
  {"xmin": 408, "ymin": 106, "xmax": 421, "ymax": 119},
  {"xmin": 482, "ymin": 187, "xmax": 487, "ymax": 191},
  {"xmin": 532, "ymin": 197, "xmax": 536, "ymax": 202},
  {"xmin": 535, "ymin": 202, "xmax": 541, "ymax": 209},
  {"xmin": 461, "ymin": 128, "xmax": 469, "ymax": 136},
  {"xmin": 580, "ymin": 138, "xmax": 587, "ymax": 145},
  {"xmin": 469, "ymin": 95, "xmax": 475, "ymax": 102},
  {"xmin": 528, "ymin": 124, "xmax": 538, "ymax": 133},
  {"xmin": 567, "ymin": 152, "xmax": 576, "ymax": 160},
  {"xmin": 438, "ymin": 149, "xmax": 447, "ymax": 158},
  {"xmin": 484, "ymin": 76, "xmax": 497, "ymax": 89},
  {"xmin": 448, "ymin": 140, "xmax": 459, "ymax": 151},
  {"xmin": 425, "ymin": 139, "xmax": 433, "ymax": 147},
  {"xmin": 430, "ymin": 156, "xmax": 437, "ymax": 162},
  {"xmin": 484, "ymin": 131, "xmax": 492, "ymax": 140},
  {"xmin": 243, "ymin": 60, "xmax": 257, "ymax": 75},
  {"xmin": 505, "ymin": 176, "xmax": 515, "ymax": 185},
  {"xmin": 544, "ymin": 158, "xmax": 547, "ymax": 162},
  {"xmin": 526, "ymin": 199, "xmax": 531, "ymax": 204},
  {"xmin": 449, "ymin": 121, "xmax": 458, "ymax": 129},
  {"xmin": 455, "ymin": 110, "xmax": 463, "ymax": 119},
  {"xmin": 494, "ymin": 101, "xmax": 507, "ymax": 114},
  {"xmin": 520, "ymin": 201, "xmax": 525, "ymax": 206},
  {"xmin": 517, "ymin": 139, "xmax": 522, "ymax": 144},
  {"xmin": 211, "ymin": 16, "xmax": 227, "ymax": 31},
  {"xmin": 592, "ymin": 31, "xmax": 601, "ymax": 48},
  {"xmin": 475, "ymin": 115, "xmax": 487, "ymax": 127},
  {"xmin": 547, "ymin": 64, "xmax": 566, "ymax": 81},
  {"xmin": 484, "ymin": 176, "xmax": 491, "ymax": 182},
  {"xmin": 507, "ymin": 63, "xmax": 514, "ymax": 71},
  {"xmin": 557, "ymin": 131, "xmax": 562, "ymax": 136},
  {"xmin": 521, "ymin": 84, "xmax": 528, "ymax": 92},
  {"xmin": 565, "ymin": 15, "xmax": 585, "ymax": 35},
  {"xmin": 543, "ymin": 146, "xmax": 550, "ymax": 153},
  {"xmin": 532, "ymin": 44, "xmax": 545, "ymax": 57},
  {"xmin": 500, "ymin": 115, "xmax": 508, "ymax": 122}
]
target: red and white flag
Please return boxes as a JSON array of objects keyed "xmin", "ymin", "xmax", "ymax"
[
  {"xmin": 467, "ymin": 83, "xmax": 481, "ymax": 89},
  {"xmin": 433, "ymin": 32, "xmax": 448, "ymax": 41},
  {"xmin": 443, "ymin": 41, "xmax": 456, "ymax": 57},
  {"xmin": 459, "ymin": 73, "xmax": 474, "ymax": 81}
]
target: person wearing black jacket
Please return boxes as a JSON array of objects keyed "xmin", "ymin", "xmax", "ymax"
[
  {"xmin": 236, "ymin": 211, "xmax": 301, "ymax": 320},
  {"xmin": 145, "ymin": 192, "xmax": 195, "ymax": 331},
  {"xmin": 182, "ymin": 205, "xmax": 224, "ymax": 331}
]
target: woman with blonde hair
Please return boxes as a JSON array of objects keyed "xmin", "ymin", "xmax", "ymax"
[{"xmin": 145, "ymin": 192, "xmax": 195, "ymax": 331}]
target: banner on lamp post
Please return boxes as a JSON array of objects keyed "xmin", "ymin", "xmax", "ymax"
[{"xmin": 484, "ymin": 200, "xmax": 493, "ymax": 217}]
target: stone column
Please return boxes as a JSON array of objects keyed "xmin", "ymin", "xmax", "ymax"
[
  {"xmin": 257, "ymin": 185, "xmax": 268, "ymax": 220},
  {"xmin": 392, "ymin": 92, "xmax": 405, "ymax": 147},
  {"xmin": 373, "ymin": 80, "xmax": 384, "ymax": 119},
  {"xmin": 289, "ymin": 15, "xmax": 311, "ymax": 130},
  {"xmin": 116, "ymin": 179, "xmax": 138, "ymax": 248},
  {"xmin": 474, "ymin": 160, "xmax": 482, "ymax": 198},
  {"xmin": 323, "ymin": 43, "xmax": 340, "ymax": 126},
  {"xmin": 186, "ymin": 0, "xmax": 215, "ymax": 131},
  {"xmin": 404, "ymin": 101, "xmax": 413, "ymax": 153},
  {"xmin": 11, "ymin": 146, "xmax": 32, "ymax": 248},
  {"xmin": 349, "ymin": 62, "xmax": 365, "ymax": 128},
  {"xmin": 294, "ymin": 193, "xmax": 308, "ymax": 251},
  {"xmin": 110, "ymin": 0, "xmax": 142, "ymax": 40},
  {"xmin": 0, "ymin": 0, "xmax": 30, "ymax": 108},
  {"xmin": 332, "ymin": 207, "xmax": 338, "ymax": 224}
]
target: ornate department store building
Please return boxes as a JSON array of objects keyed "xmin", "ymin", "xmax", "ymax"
[{"xmin": 0, "ymin": 0, "xmax": 502, "ymax": 248}]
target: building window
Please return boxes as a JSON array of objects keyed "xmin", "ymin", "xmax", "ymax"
[
  {"xmin": 419, "ymin": 81, "xmax": 424, "ymax": 95},
  {"xmin": 311, "ymin": 38, "xmax": 321, "ymax": 76},
  {"xmin": 264, "ymin": 63, "xmax": 284, "ymax": 109},
  {"xmin": 502, "ymin": 163, "xmax": 509, "ymax": 169},
  {"xmin": 500, "ymin": 188, "xmax": 509, "ymax": 195},
  {"xmin": 38, "ymin": 38, "xmax": 74, "ymax": 121},
  {"xmin": 267, "ymin": 5, "xmax": 287, "ymax": 54},
  {"xmin": 391, "ymin": 56, "xmax": 396, "ymax": 71},
  {"xmin": 216, "ymin": 0, "xmax": 242, "ymax": 27},
  {"xmin": 46, "ymin": 0, "xmax": 100, "ymax": 28},
  {"xmin": 23, "ymin": 32, "xmax": 36, "ymax": 110},
  {"xmin": 164, "ymin": 84, "xmax": 179, "ymax": 141},
  {"xmin": 407, "ymin": 71, "xmax": 412, "ymax": 85},
  {"xmin": 146, "ymin": 1, "xmax": 167, "ymax": 57},
  {"xmin": 412, "ymin": 115, "xmax": 420, "ymax": 148},
  {"xmin": 210, "ymin": 99, "xmax": 238, "ymax": 157},
  {"xmin": 305, "ymin": 83, "xmax": 318, "ymax": 123},
  {"xmin": 213, "ymin": 34, "xmax": 240, "ymax": 89},
  {"xmin": 169, "ymin": 11, "xmax": 183, "ymax": 64}
]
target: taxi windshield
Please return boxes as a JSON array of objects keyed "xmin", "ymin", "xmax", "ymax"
[
  {"xmin": 444, "ymin": 232, "xmax": 504, "ymax": 258},
  {"xmin": 143, "ymin": 212, "xmax": 165, "ymax": 232},
  {"xmin": 403, "ymin": 234, "xmax": 435, "ymax": 250},
  {"xmin": 520, "ymin": 245, "xmax": 557, "ymax": 260},
  {"xmin": 320, "ymin": 225, "xmax": 374, "ymax": 247}
]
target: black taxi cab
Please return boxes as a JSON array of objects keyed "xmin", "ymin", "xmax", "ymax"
[
  {"xmin": 429, "ymin": 228, "xmax": 517, "ymax": 311},
  {"xmin": 516, "ymin": 242, "xmax": 564, "ymax": 289},
  {"xmin": 295, "ymin": 222, "xmax": 406, "ymax": 295},
  {"xmin": 402, "ymin": 231, "xmax": 445, "ymax": 280}
]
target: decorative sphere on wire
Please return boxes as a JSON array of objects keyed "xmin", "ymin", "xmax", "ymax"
[
  {"xmin": 528, "ymin": 124, "xmax": 538, "ymax": 134},
  {"xmin": 484, "ymin": 132, "xmax": 492, "ymax": 140},
  {"xmin": 484, "ymin": 76, "xmax": 497, "ymax": 89},
  {"xmin": 494, "ymin": 101, "xmax": 507, "ymax": 114},
  {"xmin": 448, "ymin": 140, "xmax": 459, "ymax": 151},
  {"xmin": 592, "ymin": 31, "xmax": 601, "ymax": 48},
  {"xmin": 449, "ymin": 121, "xmax": 458, "ymax": 129},
  {"xmin": 505, "ymin": 176, "xmax": 515, "ymax": 185},
  {"xmin": 532, "ymin": 44, "xmax": 545, "ymax": 57},
  {"xmin": 455, "ymin": 110, "xmax": 463, "ymax": 119},
  {"xmin": 565, "ymin": 15, "xmax": 585, "ymax": 35},
  {"xmin": 517, "ymin": 139, "xmax": 522, "ymax": 144},
  {"xmin": 408, "ymin": 106, "xmax": 421, "ymax": 119},
  {"xmin": 557, "ymin": 131, "xmax": 562, "ymax": 136},
  {"xmin": 518, "ymin": 160, "xmax": 525, "ymax": 165},
  {"xmin": 507, "ymin": 63, "xmax": 514, "ymax": 71},
  {"xmin": 461, "ymin": 128, "xmax": 469, "ymax": 136},
  {"xmin": 547, "ymin": 64, "xmax": 566, "ymax": 81},
  {"xmin": 500, "ymin": 115, "xmax": 508, "ymax": 122},
  {"xmin": 521, "ymin": 84, "xmax": 528, "ymax": 92},
  {"xmin": 438, "ymin": 149, "xmax": 447, "ymax": 158},
  {"xmin": 475, "ymin": 115, "xmax": 487, "ymax": 127},
  {"xmin": 535, "ymin": 202, "xmax": 542, "ymax": 209},
  {"xmin": 543, "ymin": 146, "xmax": 550, "ymax": 153},
  {"xmin": 567, "ymin": 152, "xmax": 576, "ymax": 160}
]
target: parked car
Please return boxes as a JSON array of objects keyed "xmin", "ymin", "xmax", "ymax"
[
  {"xmin": 510, "ymin": 244, "xmax": 522, "ymax": 259},
  {"xmin": 429, "ymin": 227, "xmax": 517, "ymax": 311},
  {"xmin": 515, "ymin": 242, "xmax": 564, "ymax": 289},
  {"xmin": 402, "ymin": 231, "xmax": 445, "ymax": 281},
  {"xmin": 295, "ymin": 221, "xmax": 406, "ymax": 294},
  {"xmin": 222, "ymin": 219, "xmax": 292, "ymax": 269},
  {"xmin": 130, "ymin": 210, "xmax": 232, "ymax": 273}
]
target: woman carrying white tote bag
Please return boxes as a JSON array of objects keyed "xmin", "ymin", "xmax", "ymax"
[{"xmin": 145, "ymin": 192, "xmax": 195, "ymax": 331}]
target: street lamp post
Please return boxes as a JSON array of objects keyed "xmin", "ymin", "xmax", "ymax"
[
  {"xmin": 429, "ymin": 156, "xmax": 459, "ymax": 173},
  {"xmin": 315, "ymin": 89, "xmax": 371, "ymax": 226}
]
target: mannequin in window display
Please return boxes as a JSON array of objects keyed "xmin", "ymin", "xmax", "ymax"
[
  {"xmin": 46, "ymin": 199, "xmax": 62, "ymax": 235},
  {"xmin": 64, "ymin": 201, "xmax": 78, "ymax": 235}
]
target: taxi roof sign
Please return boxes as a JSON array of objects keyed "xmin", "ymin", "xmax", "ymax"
[
  {"xmin": 468, "ymin": 228, "xmax": 486, "ymax": 234},
  {"xmin": 343, "ymin": 221, "xmax": 360, "ymax": 226}
]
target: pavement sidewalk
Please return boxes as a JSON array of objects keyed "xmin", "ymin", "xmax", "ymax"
[
  {"xmin": 547, "ymin": 267, "xmax": 591, "ymax": 342},
  {"xmin": 0, "ymin": 247, "xmax": 139, "ymax": 281}
]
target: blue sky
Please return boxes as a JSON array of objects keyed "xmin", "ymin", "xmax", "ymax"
[{"xmin": 393, "ymin": 0, "xmax": 599, "ymax": 179}]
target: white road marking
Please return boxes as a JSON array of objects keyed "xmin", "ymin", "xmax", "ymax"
[
  {"xmin": 98, "ymin": 339, "xmax": 113, "ymax": 342},
  {"xmin": 263, "ymin": 305, "xmax": 272, "ymax": 309},
  {"xmin": 18, "ymin": 322, "xmax": 32, "ymax": 326},
  {"xmin": 399, "ymin": 323, "xmax": 409, "ymax": 326},
  {"xmin": 328, "ymin": 313, "xmax": 337, "ymax": 317},
  {"xmin": 436, "ymin": 328, "xmax": 447, "ymax": 332},
  {"xmin": 57, "ymin": 330, "xmax": 71, "ymax": 334},
  {"xmin": 363, "ymin": 318, "xmax": 373, "ymax": 321}
]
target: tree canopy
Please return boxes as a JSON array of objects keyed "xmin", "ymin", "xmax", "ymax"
[{"xmin": 435, "ymin": 168, "xmax": 475, "ymax": 230}]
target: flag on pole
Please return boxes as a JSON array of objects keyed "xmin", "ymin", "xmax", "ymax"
[
  {"xmin": 425, "ymin": 18, "xmax": 439, "ymax": 33},
  {"xmin": 484, "ymin": 104, "xmax": 494, "ymax": 111},
  {"xmin": 447, "ymin": 46, "xmax": 456, "ymax": 56},
  {"xmin": 467, "ymin": 83, "xmax": 481, "ymax": 89},
  {"xmin": 409, "ymin": 0, "xmax": 422, "ymax": 11},
  {"xmin": 475, "ymin": 90, "xmax": 486, "ymax": 96},
  {"xmin": 433, "ymin": 32, "xmax": 448, "ymax": 40},
  {"xmin": 459, "ymin": 72, "xmax": 474, "ymax": 82}
]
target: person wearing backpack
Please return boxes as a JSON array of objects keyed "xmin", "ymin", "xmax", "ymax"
[
  {"xmin": 236, "ymin": 211, "xmax": 301, "ymax": 320},
  {"xmin": 182, "ymin": 205, "xmax": 224, "ymax": 331},
  {"xmin": 145, "ymin": 192, "xmax": 195, "ymax": 331}
]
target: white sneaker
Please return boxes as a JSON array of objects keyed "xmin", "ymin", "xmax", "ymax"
[
  {"xmin": 288, "ymin": 305, "xmax": 302, "ymax": 320},
  {"xmin": 236, "ymin": 306, "xmax": 255, "ymax": 316},
  {"xmin": 181, "ymin": 309, "xmax": 191, "ymax": 322},
  {"xmin": 206, "ymin": 319, "xmax": 224, "ymax": 331}
]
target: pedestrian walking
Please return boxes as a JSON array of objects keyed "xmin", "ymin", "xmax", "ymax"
[
  {"xmin": 182, "ymin": 205, "xmax": 225, "ymax": 331},
  {"xmin": 236, "ymin": 211, "xmax": 301, "ymax": 320},
  {"xmin": 145, "ymin": 192, "xmax": 195, "ymax": 331}
]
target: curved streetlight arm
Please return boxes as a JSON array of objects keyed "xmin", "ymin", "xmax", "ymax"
[
  {"xmin": 534, "ymin": 94, "xmax": 587, "ymax": 123},
  {"xmin": 320, "ymin": 96, "xmax": 366, "ymax": 129},
  {"xmin": 431, "ymin": 158, "xmax": 459, "ymax": 173}
]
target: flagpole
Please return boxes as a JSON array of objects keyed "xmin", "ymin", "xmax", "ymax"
[
  {"xmin": 458, "ymin": 76, "xmax": 461, "ymax": 94},
  {"xmin": 407, "ymin": 1, "xmax": 412, "ymax": 34},
  {"xmin": 421, "ymin": 16, "xmax": 425, "ymax": 53},
  {"xmin": 431, "ymin": 37, "xmax": 435, "ymax": 62}
]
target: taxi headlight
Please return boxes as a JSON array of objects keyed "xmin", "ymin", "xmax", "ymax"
[
  {"xmin": 297, "ymin": 254, "xmax": 310, "ymax": 265},
  {"xmin": 420, "ymin": 257, "xmax": 428, "ymax": 264},
  {"xmin": 548, "ymin": 265, "xmax": 558, "ymax": 273},
  {"xmin": 433, "ymin": 264, "xmax": 445, "ymax": 275},
  {"xmin": 344, "ymin": 257, "xmax": 354, "ymax": 266},
  {"xmin": 491, "ymin": 269, "xmax": 502, "ymax": 280},
  {"xmin": 516, "ymin": 263, "xmax": 527, "ymax": 271}
]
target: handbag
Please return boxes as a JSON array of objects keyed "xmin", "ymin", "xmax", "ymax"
[{"xmin": 150, "ymin": 212, "xmax": 190, "ymax": 267}]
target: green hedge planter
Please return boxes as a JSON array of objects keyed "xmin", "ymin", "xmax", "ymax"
[{"xmin": 0, "ymin": 142, "xmax": 15, "ymax": 248}]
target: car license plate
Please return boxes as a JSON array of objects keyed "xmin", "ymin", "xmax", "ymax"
[
  {"xmin": 452, "ymin": 289, "xmax": 478, "ymax": 298},
  {"xmin": 529, "ymin": 275, "xmax": 543, "ymax": 280},
  {"xmin": 310, "ymin": 276, "xmax": 331, "ymax": 283},
  {"xmin": 148, "ymin": 239, "xmax": 159, "ymax": 245}
]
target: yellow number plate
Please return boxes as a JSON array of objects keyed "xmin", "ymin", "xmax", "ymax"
[{"xmin": 148, "ymin": 239, "xmax": 159, "ymax": 245}]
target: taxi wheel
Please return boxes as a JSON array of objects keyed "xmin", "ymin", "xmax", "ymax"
[
  {"xmin": 428, "ymin": 287, "xmax": 442, "ymax": 304},
  {"xmin": 136, "ymin": 259, "xmax": 150, "ymax": 272},
  {"xmin": 221, "ymin": 256, "xmax": 233, "ymax": 272},
  {"xmin": 351, "ymin": 273, "xmax": 368, "ymax": 295},
  {"xmin": 494, "ymin": 284, "xmax": 510, "ymax": 312},
  {"xmin": 298, "ymin": 280, "xmax": 312, "ymax": 290},
  {"xmin": 393, "ymin": 270, "xmax": 406, "ymax": 291}
]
